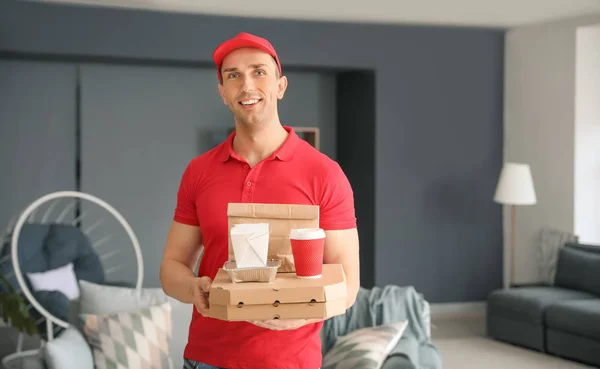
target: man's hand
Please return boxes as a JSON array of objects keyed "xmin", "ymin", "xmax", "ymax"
[
  {"xmin": 248, "ymin": 318, "xmax": 322, "ymax": 331},
  {"xmin": 192, "ymin": 276, "xmax": 213, "ymax": 317}
]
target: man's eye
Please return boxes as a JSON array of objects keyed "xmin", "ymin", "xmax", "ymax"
[
  {"xmin": 256, "ymin": 70, "xmax": 265, "ymax": 75},
  {"xmin": 228, "ymin": 73, "xmax": 238, "ymax": 79}
]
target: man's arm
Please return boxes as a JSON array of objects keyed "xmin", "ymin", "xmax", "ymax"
[
  {"xmin": 323, "ymin": 228, "xmax": 360, "ymax": 309},
  {"xmin": 159, "ymin": 221, "xmax": 211, "ymax": 312}
]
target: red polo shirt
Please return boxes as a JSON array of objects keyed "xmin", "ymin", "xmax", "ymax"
[{"xmin": 173, "ymin": 126, "xmax": 356, "ymax": 369}]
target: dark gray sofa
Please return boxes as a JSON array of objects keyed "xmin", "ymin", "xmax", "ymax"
[{"xmin": 487, "ymin": 242, "xmax": 600, "ymax": 367}]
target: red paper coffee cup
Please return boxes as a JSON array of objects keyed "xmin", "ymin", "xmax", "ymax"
[{"xmin": 290, "ymin": 228, "xmax": 326, "ymax": 278}]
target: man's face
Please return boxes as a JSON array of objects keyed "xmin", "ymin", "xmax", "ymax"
[{"xmin": 218, "ymin": 48, "xmax": 287, "ymax": 127}]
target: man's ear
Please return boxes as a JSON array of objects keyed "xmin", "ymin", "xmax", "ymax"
[
  {"xmin": 277, "ymin": 76, "xmax": 288, "ymax": 100},
  {"xmin": 217, "ymin": 83, "xmax": 227, "ymax": 105}
]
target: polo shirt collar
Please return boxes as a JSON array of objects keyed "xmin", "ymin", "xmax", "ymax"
[{"xmin": 219, "ymin": 126, "xmax": 298, "ymax": 162}]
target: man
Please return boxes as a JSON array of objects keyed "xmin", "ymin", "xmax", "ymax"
[{"xmin": 160, "ymin": 32, "xmax": 360, "ymax": 369}]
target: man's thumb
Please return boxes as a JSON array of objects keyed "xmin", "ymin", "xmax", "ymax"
[{"xmin": 200, "ymin": 277, "xmax": 212, "ymax": 292}]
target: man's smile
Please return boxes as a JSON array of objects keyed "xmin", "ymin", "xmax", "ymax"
[{"xmin": 238, "ymin": 98, "xmax": 262, "ymax": 109}]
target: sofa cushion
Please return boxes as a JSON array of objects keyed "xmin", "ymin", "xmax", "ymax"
[
  {"xmin": 27, "ymin": 262, "xmax": 80, "ymax": 300},
  {"xmin": 487, "ymin": 286, "xmax": 596, "ymax": 324},
  {"xmin": 80, "ymin": 301, "xmax": 173, "ymax": 369},
  {"xmin": 77, "ymin": 279, "xmax": 168, "ymax": 315},
  {"xmin": 487, "ymin": 315, "xmax": 545, "ymax": 352},
  {"xmin": 555, "ymin": 243, "xmax": 600, "ymax": 296},
  {"xmin": 0, "ymin": 224, "xmax": 52, "ymax": 292},
  {"xmin": 322, "ymin": 321, "xmax": 408, "ymax": 369},
  {"xmin": 44, "ymin": 327, "xmax": 94, "ymax": 369},
  {"xmin": 0, "ymin": 223, "xmax": 105, "ymax": 293},
  {"xmin": 44, "ymin": 224, "xmax": 105, "ymax": 285},
  {"xmin": 546, "ymin": 299, "xmax": 600, "ymax": 340}
]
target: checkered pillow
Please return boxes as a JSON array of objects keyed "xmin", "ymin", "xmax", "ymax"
[{"xmin": 80, "ymin": 301, "xmax": 173, "ymax": 369}]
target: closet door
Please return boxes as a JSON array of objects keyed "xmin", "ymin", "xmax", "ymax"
[
  {"xmin": 0, "ymin": 60, "xmax": 77, "ymax": 238},
  {"xmin": 80, "ymin": 64, "xmax": 228, "ymax": 288}
]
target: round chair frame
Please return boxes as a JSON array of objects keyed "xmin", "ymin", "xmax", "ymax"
[{"xmin": 2, "ymin": 190, "xmax": 144, "ymax": 367}]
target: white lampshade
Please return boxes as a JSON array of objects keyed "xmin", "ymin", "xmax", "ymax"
[{"xmin": 494, "ymin": 162, "xmax": 537, "ymax": 205}]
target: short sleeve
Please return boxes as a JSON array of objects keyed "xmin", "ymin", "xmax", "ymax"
[
  {"xmin": 319, "ymin": 163, "xmax": 357, "ymax": 230},
  {"xmin": 173, "ymin": 160, "xmax": 199, "ymax": 226}
]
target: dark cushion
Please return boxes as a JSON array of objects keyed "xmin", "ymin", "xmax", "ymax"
[
  {"xmin": 555, "ymin": 243, "xmax": 600, "ymax": 296},
  {"xmin": 44, "ymin": 224, "xmax": 105, "ymax": 284},
  {"xmin": 546, "ymin": 299, "xmax": 600, "ymax": 340},
  {"xmin": 28, "ymin": 290, "xmax": 70, "ymax": 340},
  {"xmin": 487, "ymin": 286, "xmax": 596, "ymax": 324},
  {"xmin": 33, "ymin": 290, "xmax": 70, "ymax": 322},
  {"xmin": 0, "ymin": 224, "xmax": 52, "ymax": 292}
]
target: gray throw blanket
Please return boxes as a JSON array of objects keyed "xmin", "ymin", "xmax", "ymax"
[{"xmin": 322, "ymin": 285, "xmax": 438, "ymax": 368}]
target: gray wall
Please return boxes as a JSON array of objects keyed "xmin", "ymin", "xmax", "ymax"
[
  {"xmin": 0, "ymin": 60, "xmax": 77, "ymax": 239},
  {"xmin": 0, "ymin": 0, "xmax": 505, "ymax": 303}
]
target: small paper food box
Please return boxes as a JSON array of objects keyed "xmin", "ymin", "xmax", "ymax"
[
  {"xmin": 229, "ymin": 223, "xmax": 270, "ymax": 268},
  {"xmin": 208, "ymin": 264, "xmax": 347, "ymax": 321},
  {"xmin": 227, "ymin": 203, "xmax": 320, "ymax": 273}
]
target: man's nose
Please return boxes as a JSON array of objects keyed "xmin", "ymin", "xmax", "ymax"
[{"xmin": 240, "ymin": 75, "xmax": 255, "ymax": 92}]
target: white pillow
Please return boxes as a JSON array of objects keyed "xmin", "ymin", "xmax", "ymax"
[
  {"xmin": 44, "ymin": 327, "xmax": 94, "ymax": 369},
  {"xmin": 78, "ymin": 279, "xmax": 168, "ymax": 315},
  {"xmin": 27, "ymin": 262, "xmax": 80, "ymax": 300}
]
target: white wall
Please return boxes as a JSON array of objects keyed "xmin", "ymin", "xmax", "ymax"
[
  {"xmin": 504, "ymin": 14, "xmax": 600, "ymax": 285},
  {"xmin": 575, "ymin": 25, "xmax": 600, "ymax": 245}
]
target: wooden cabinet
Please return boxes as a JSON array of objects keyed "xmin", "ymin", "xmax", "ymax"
[{"xmin": 293, "ymin": 127, "xmax": 320, "ymax": 151}]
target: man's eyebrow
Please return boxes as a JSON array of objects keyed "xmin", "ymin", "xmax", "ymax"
[{"xmin": 223, "ymin": 64, "xmax": 268, "ymax": 73}]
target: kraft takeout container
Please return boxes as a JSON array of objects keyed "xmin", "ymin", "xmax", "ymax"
[
  {"xmin": 227, "ymin": 203, "xmax": 320, "ymax": 273},
  {"xmin": 208, "ymin": 264, "xmax": 347, "ymax": 321}
]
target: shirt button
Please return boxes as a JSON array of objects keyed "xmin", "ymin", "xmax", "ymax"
[
  {"xmin": 244, "ymin": 164, "xmax": 250, "ymax": 169},
  {"xmin": 247, "ymin": 181, "xmax": 252, "ymax": 186}
]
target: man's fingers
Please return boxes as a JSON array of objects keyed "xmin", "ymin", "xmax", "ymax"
[
  {"xmin": 194, "ymin": 296, "xmax": 209, "ymax": 316},
  {"xmin": 199, "ymin": 276, "xmax": 212, "ymax": 292},
  {"xmin": 193, "ymin": 277, "xmax": 212, "ymax": 317}
]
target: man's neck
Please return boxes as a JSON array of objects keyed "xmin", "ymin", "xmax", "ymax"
[{"xmin": 232, "ymin": 122, "xmax": 288, "ymax": 167}]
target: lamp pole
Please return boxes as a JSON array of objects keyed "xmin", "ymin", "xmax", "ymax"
[{"xmin": 510, "ymin": 204, "xmax": 516, "ymax": 286}]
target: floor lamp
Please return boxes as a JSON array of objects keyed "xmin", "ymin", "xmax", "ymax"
[{"xmin": 493, "ymin": 162, "xmax": 537, "ymax": 288}]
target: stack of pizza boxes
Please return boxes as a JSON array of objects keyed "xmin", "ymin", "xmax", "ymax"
[{"xmin": 207, "ymin": 203, "xmax": 348, "ymax": 321}]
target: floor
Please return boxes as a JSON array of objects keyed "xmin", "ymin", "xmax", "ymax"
[{"xmin": 430, "ymin": 313, "xmax": 595, "ymax": 369}]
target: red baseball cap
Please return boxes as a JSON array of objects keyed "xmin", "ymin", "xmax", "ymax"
[{"xmin": 213, "ymin": 32, "xmax": 282, "ymax": 83}]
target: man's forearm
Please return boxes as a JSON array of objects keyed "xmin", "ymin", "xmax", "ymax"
[
  {"xmin": 159, "ymin": 259, "xmax": 200, "ymax": 304},
  {"xmin": 346, "ymin": 281, "xmax": 359, "ymax": 309}
]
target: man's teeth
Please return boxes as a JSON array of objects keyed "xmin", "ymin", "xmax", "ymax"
[{"xmin": 241, "ymin": 99, "xmax": 259, "ymax": 105}]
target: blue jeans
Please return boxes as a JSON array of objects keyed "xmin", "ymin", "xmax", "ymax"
[
  {"xmin": 183, "ymin": 359, "xmax": 319, "ymax": 369},
  {"xmin": 183, "ymin": 358, "xmax": 224, "ymax": 369}
]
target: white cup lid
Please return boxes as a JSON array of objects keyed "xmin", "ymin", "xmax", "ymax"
[{"xmin": 290, "ymin": 228, "xmax": 326, "ymax": 240}]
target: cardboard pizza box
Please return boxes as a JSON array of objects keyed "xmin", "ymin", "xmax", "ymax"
[
  {"xmin": 227, "ymin": 203, "xmax": 320, "ymax": 273},
  {"xmin": 208, "ymin": 264, "xmax": 347, "ymax": 321}
]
